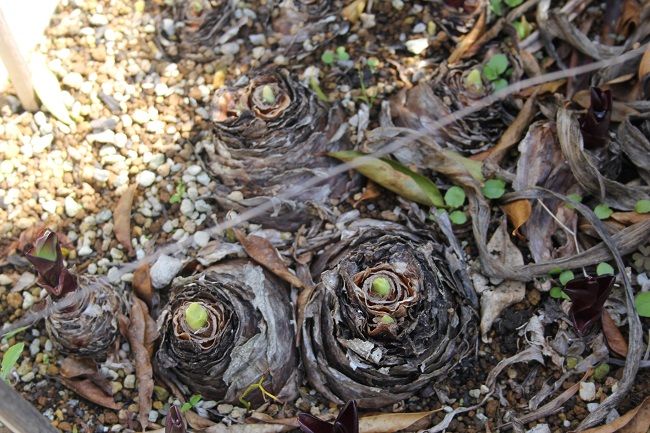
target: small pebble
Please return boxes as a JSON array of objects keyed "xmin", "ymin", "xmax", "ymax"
[
  {"xmin": 124, "ymin": 374, "xmax": 136, "ymax": 389},
  {"xmin": 64, "ymin": 196, "xmax": 83, "ymax": 217},
  {"xmin": 136, "ymin": 170, "xmax": 156, "ymax": 187},
  {"xmin": 218, "ymin": 404, "xmax": 234, "ymax": 415},
  {"xmin": 579, "ymin": 382, "xmax": 596, "ymax": 402},
  {"xmin": 150, "ymin": 255, "xmax": 183, "ymax": 288},
  {"xmin": 193, "ymin": 231, "xmax": 210, "ymax": 248},
  {"xmin": 525, "ymin": 425, "xmax": 550, "ymax": 433}
]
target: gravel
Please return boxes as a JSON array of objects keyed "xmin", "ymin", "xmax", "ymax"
[{"xmin": 150, "ymin": 255, "xmax": 183, "ymax": 289}]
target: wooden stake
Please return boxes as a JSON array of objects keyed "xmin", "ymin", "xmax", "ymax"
[
  {"xmin": 0, "ymin": 379, "xmax": 59, "ymax": 433},
  {"xmin": 0, "ymin": 7, "xmax": 38, "ymax": 111}
]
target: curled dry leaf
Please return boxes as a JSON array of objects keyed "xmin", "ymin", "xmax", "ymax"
[
  {"xmin": 502, "ymin": 199, "xmax": 532, "ymax": 239},
  {"xmin": 581, "ymin": 396, "xmax": 650, "ymax": 433},
  {"xmin": 165, "ymin": 405, "xmax": 187, "ymax": 433},
  {"xmin": 579, "ymin": 87, "xmax": 612, "ymax": 149},
  {"xmin": 132, "ymin": 262, "xmax": 153, "ymax": 308},
  {"xmin": 302, "ymin": 218, "xmax": 478, "ymax": 408},
  {"xmin": 155, "ymin": 260, "xmax": 298, "ymax": 406},
  {"xmin": 299, "ymin": 400, "xmax": 358, "ymax": 433},
  {"xmin": 60, "ymin": 357, "xmax": 113, "ymax": 397},
  {"xmin": 60, "ymin": 377, "xmax": 121, "ymax": 410},
  {"xmin": 479, "ymin": 220, "xmax": 526, "ymax": 342},
  {"xmin": 114, "ymin": 184, "xmax": 136, "ymax": 256},
  {"xmin": 122, "ymin": 298, "xmax": 158, "ymax": 430},
  {"xmin": 196, "ymin": 69, "xmax": 356, "ymax": 230},
  {"xmin": 601, "ymin": 309, "xmax": 629, "ymax": 357},
  {"xmin": 234, "ymin": 229, "xmax": 304, "ymax": 289}
]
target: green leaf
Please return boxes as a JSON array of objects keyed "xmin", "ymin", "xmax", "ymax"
[
  {"xmin": 482, "ymin": 179, "xmax": 506, "ymax": 199},
  {"xmin": 1, "ymin": 342, "xmax": 24, "ymax": 381},
  {"xmin": 492, "ymin": 78, "xmax": 508, "ymax": 92},
  {"xmin": 489, "ymin": 0, "xmax": 504, "ymax": 16},
  {"xmin": 449, "ymin": 210, "xmax": 468, "ymax": 225},
  {"xmin": 329, "ymin": 151, "xmax": 445, "ymax": 207},
  {"xmin": 482, "ymin": 64, "xmax": 498, "ymax": 81},
  {"xmin": 189, "ymin": 394, "xmax": 202, "ymax": 406},
  {"xmin": 504, "ymin": 0, "xmax": 524, "ymax": 6},
  {"xmin": 593, "ymin": 363, "xmax": 610, "ymax": 381},
  {"xmin": 261, "ymin": 85, "xmax": 275, "ymax": 104},
  {"xmin": 336, "ymin": 46, "xmax": 350, "ymax": 62},
  {"xmin": 180, "ymin": 402, "xmax": 192, "ymax": 412},
  {"xmin": 442, "ymin": 150, "xmax": 485, "ymax": 181},
  {"xmin": 464, "ymin": 69, "xmax": 483, "ymax": 92},
  {"xmin": 550, "ymin": 286, "xmax": 570, "ymax": 300},
  {"xmin": 634, "ymin": 199, "xmax": 650, "ymax": 214},
  {"xmin": 549, "ymin": 268, "xmax": 563, "ymax": 275},
  {"xmin": 485, "ymin": 54, "xmax": 509, "ymax": 78},
  {"xmin": 513, "ymin": 16, "xmax": 532, "ymax": 40},
  {"xmin": 594, "ymin": 203, "xmax": 613, "ymax": 220},
  {"xmin": 185, "ymin": 303, "xmax": 208, "ymax": 331},
  {"xmin": 596, "ymin": 262, "xmax": 615, "ymax": 276},
  {"xmin": 565, "ymin": 193, "xmax": 582, "ymax": 209},
  {"xmin": 371, "ymin": 277, "xmax": 391, "ymax": 297},
  {"xmin": 321, "ymin": 50, "xmax": 335, "ymax": 65},
  {"xmin": 309, "ymin": 76, "xmax": 329, "ymax": 102},
  {"xmin": 367, "ymin": 57, "xmax": 379, "ymax": 72},
  {"xmin": 170, "ymin": 181, "xmax": 186, "ymax": 204},
  {"xmin": 1, "ymin": 326, "xmax": 29, "ymax": 341},
  {"xmin": 444, "ymin": 186, "xmax": 466, "ymax": 208},
  {"xmin": 559, "ymin": 270, "xmax": 575, "ymax": 286},
  {"xmin": 635, "ymin": 291, "xmax": 650, "ymax": 317}
]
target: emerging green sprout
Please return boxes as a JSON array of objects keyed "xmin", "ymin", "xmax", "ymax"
[
  {"xmin": 262, "ymin": 85, "xmax": 276, "ymax": 104},
  {"xmin": 185, "ymin": 302, "xmax": 208, "ymax": 331},
  {"xmin": 371, "ymin": 277, "xmax": 391, "ymax": 298}
]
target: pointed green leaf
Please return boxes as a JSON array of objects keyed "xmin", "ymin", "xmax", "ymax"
[
  {"xmin": 1, "ymin": 342, "xmax": 24, "ymax": 381},
  {"xmin": 596, "ymin": 262, "xmax": 615, "ymax": 276},
  {"xmin": 329, "ymin": 151, "xmax": 445, "ymax": 207}
]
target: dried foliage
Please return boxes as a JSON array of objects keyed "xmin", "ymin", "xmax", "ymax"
[
  {"xmin": 155, "ymin": 260, "xmax": 299, "ymax": 405},
  {"xmin": 196, "ymin": 69, "xmax": 356, "ymax": 230},
  {"xmin": 301, "ymin": 218, "xmax": 478, "ymax": 408}
]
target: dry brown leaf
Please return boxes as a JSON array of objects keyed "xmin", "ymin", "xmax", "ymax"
[
  {"xmin": 60, "ymin": 357, "xmax": 113, "ymax": 396},
  {"xmin": 60, "ymin": 377, "xmax": 121, "ymax": 410},
  {"xmin": 581, "ymin": 397, "xmax": 650, "ymax": 433},
  {"xmin": 353, "ymin": 181, "xmax": 382, "ymax": 207},
  {"xmin": 602, "ymin": 309, "xmax": 629, "ymax": 357},
  {"xmin": 616, "ymin": 0, "xmax": 641, "ymax": 38},
  {"xmin": 234, "ymin": 229, "xmax": 304, "ymax": 289},
  {"xmin": 206, "ymin": 424, "xmax": 293, "ymax": 433},
  {"xmin": 124, "ymin": 298, "xmax": 158, "ymax": 430},
  {"xmin": 359, "ymin": 410, "xmax": 436, "ymax": 433},
  {"xmin": 520, "ymin": 79, "xmax": 566, "ymax": 97},
  {"xmin": 639, "ymin": 45, "xmax": 650, "ymax": 79},
  {"xmin": 611, "ymin": 212, "xmax": 650, "ymax": 226},
  {"xmin": 184, "ymin": 409, "xmax": 216, "ymax": 429},
  {"xmin": 502, "ymin": 199, "xmax": 532, "ymax": 239},
  {"xmin": 478, "ymin": 94, "xmax": 537, "ymax": 164},
  {"xmin": 114, "ymin": 184, "xmax": 137, "ymax": 256},
  {"xmin": 448, "ymin": 9, "xmax": 486, "ymax": 64},
  {"xmin": 132, "ymin": 262, "xmax": 153, "ymax": 308}
]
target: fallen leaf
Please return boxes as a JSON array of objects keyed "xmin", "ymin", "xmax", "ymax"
[
  {"xmin": 581, "ymin": 396, "xmax": 650, "ymax": 433},
  {"xmin": 122, "ymin": 298, "xmax": 158, "ymax": 430},
  {"xmin": 616, "ymin": 0, "xmax": 640, "ymax": 38},
  {"xmin": 358, "ymin": 410, "xmax": 436, "ymax": 433},
  {"xmin": 341, "ymin": 0, "xmax": 365, "ymax": 23},
  {"xmin": 184, "ymin": 409, "xmax": 216, "ymax": 430},
  {"xmin": 132, "ymin": 263, "xmax": 153, "ymax": 308},
  {"xmin": 206, "ymin": 424, "xmax": 293, "ymax": 433},
  {"xmin": 573, "ymin": 90, "xmax": 639, "ymax": 123},
  {"xmin": 601, "ymin": 309, "xmax": 629, "ymax": 357},
  {"xmin": 353, "ymin": 181, "xmax": 382, "ymax": 208},
  {"xmin": 60, "ymin": 377, "xmax": 120, "ymax": 410},
  {"xmin": 448, "ymin": 8, "xmax": 486, "ymax": 64},
  {"xmin": 502, "ymin": 199, "xmax": 532, "ymax": 239},
  {"xmin": 639, "ymin": 45, "xmax": 650, "ymax": 79},
  {"xmin": 519, "ymin": 79, "xmax": 566, "ymax": 97},
  {"xmin": 30, "ymin": 54, "xmax": 74, "ymax": 126},
  {"xmin": 329, "ymin": 151, "xmax": 445, "ymax": 207},
  {"xmin": 610, "ymin": 212, "xmax": 650, "ymax": 226},
  {"xmin": 475, "ymin": 93, "xmax": 537, "ymax": 164},
  {"xmin": 60, "ymin": 357, "xmax": 112, "ymax": 396},
  {"xmin": 480, "ymin": 219, "xmax": 526, "ymax": 342},
  {"xmin": 114, "ymin": 184, "xmax": 137, "ymax": 256},
  {"xmin": 234, "ymin": 230, "xmax": 305, "ymax": 289}
]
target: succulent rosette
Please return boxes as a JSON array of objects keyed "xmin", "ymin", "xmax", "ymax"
[
  {"xmin": 23, "ymin": 230, "xmax": 126, "ymax": 359},
  {"xmin": 156, "ymin": 0, "xmax": 267, "ymax": 63},
  {"xmin": 301, "ymin": 219, "xmax": 478, "ymax": 408},
  {"xmin": 380, "ymin": 61, "xmax": 517, "ymax": 156},
  {"xmin": 155, "ymin": 260, "xmax": 299, "ymax": 405},
  {"xmin": 196, "ymin": 69, "xmax": 356, "ymax": 230},
  {"xmin": 272, "ymin": 0, "xmax": 348, "ymax": 56}
]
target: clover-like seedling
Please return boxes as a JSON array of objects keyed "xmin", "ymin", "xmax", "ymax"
[
  {"xmin": 371, "ymin": 277, "xmax": 391, "ymax": 298},
  {"xmin": 482, "ymin": 178, "xmax": 506, "ymax": 199},
  {"xmin": 180, "ymin": 394, "xmax": 202, "ymax": 413},
  {"xmin": 185, "ymin": 302, "xmax": 208, "ymax": 332},
  {"xmin": 635, "ymin": 199, "xmax": 650, "ymax": 214},
  {"xmin": 594, "ymin": 203, "xmax": 613, "ymax": 220},
  {"xmin": 170, "ymin": 181, "xmax": 186, "ymax": 204},
  {"xmin": 482, "ymin": 54, "xmax": 509, "ymax": 92}
]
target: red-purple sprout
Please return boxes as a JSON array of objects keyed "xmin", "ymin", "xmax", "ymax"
[
  {"xmin": 298, "ymin": 401, "xmax": 359, "ymax": 433},
  {"xmin": 23, "ymin": 229, "xmax": 77, "ymax": 299}
]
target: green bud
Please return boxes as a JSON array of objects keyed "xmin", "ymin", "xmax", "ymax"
[
  {"xmin": 464, "ymin": 69, "xmax": 483, "ymax": 92},
  {"xmin": 185, "ymin": 302, "xmax": 208, "ymax": 331},
  {"xmin": 593, "ymin": 363, "xmax": 610, "ymax": 381},
  {"xmin": 371, "ymin": 277, "xmax": 391, "ymax": 297},
  {"xmin": 262, "ymin": 85, "xmax": 275, "ymax": 104},
  {"xmin": 566, "ymin": 356, "xmax": 579, "ymax": 370},
  {"xmin": 380, "ymin": 315, "xmax": 395, "ymax": 324}
]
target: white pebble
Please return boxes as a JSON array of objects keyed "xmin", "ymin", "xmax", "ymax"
[
  {"xmin": 124, "ymin": 374, "xmax": 136, "ymax": 389},
  {"xmin": 469, "ymin": 389, "xmax": 481, "ymax": 399},
  {"xmin": 525, "ymin": 425, "xmax": 550, "ymax": 433},
  {"xmin": 87, "ymin": 130, "xmax": 115, "ymax": 144},
  {"xmin": 180, "ymin": 199, "xmax": 194, "ymax": 216},
  {"xmin": 196, "ymin": 172, "xmax": 211, "ymax": 186},
  {"xmin": 193, "ymin": 231, "xmax": 210, "ymax": 248},
  {"xmin": 587, "ymin": 403, "xmax": 599, "ymax": 413},
  {"xmin": 64, "ymin": 196, "xmax": 82, "ymax": 217},
  {"xmin": 185, "ymin": 165, "xmax": 202, "ymax": 176},
  {"xmin": 78, "ymin": 245, "xmax": 93, "ymax": 257},
  {"xmin": 22, "ymin": 292, "xmax": 35, "ymax": 309},
  {"xmin": 579, "ymin": 382, "xmax": 596, "ymax": 402},
  {"xmin": 136, "ymin": 170, "xmax": 156, "ymax": 187},
  {"xmin": 150, "ymin": 255, "xmax": 183, "ymax": 288},
  {"xmin": 29, "ymin": 339, "xmax": 40, "ymax": 356},
  {"xmin": 405, "ymin": 38, "xmax": 429, "ymax": 55}
]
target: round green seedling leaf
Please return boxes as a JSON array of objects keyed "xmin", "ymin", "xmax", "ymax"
[
  {"xmin": 371, "ymin": 277, "xmax": 391, "ymax": 297},
  {"xmin": 444, "ymin": 186, "xmax": 466, "ymax": 208},
  {"xmin": 550, "ymin": 286, "xmax": 569, "ymax": 300},
  {"xmin": 596, "ymin": 262, "xmax": 615, "ymax": 276},
  {"xmin": 449, "ymin": 210, "xmax": 468, "ymax": 225},
  {"xmin": 486, "ymin": 54, "xmax": 509, "ymax": 76},
  {"xmin": 185, "ymin": 302, "xmax": 209, "ymax": 331},
  {"xmin": 262, "ymin": 85, "xmax": 275, "ymax": 104},
  {"xmin": 594, "ymin": 204, "xmax": 613, "ymax": 220},
  {"xmin": 505, "ymin": 0, "xmax": 524, "ymax": 6},
  {"xmin": 593, "ymin": 363, "xmax": 610, "ymax": 381},
  {"xmin": 321, "ymin": 50, "xmax": 335, "ymax": 65},
  {"xmin": 635, "ymin": 291, "xmax": 650, "ymax": 317},
  {"xmin": 492, "ymin": 78, "xmax": 508, "ymax": 92},
  {"xmin": 482, "ymin": 179, "xmax": 506, "ymax": 199},
  {"xmin": 380, "ymin": 315, "xmax": 395, "ymax": 324},
  {"xmin": 336, "ymin": 46, "xmax": 350, "ymax": 61},
  {"xmin": 559, "ymin": 270, "xmax": 575, "ymax": 286},
  {"xmin": 635, "ymin": 199, "xmax": 650, "ymax": 214}
]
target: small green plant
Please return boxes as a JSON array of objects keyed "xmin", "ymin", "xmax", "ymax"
[
  {"xmin": 482, "ymin": 54, "xmax": 509, "ymax": 92},
  {"xmin": 635, "ymin": 199, "xmax": 650, "ymax": 214},
  {"xmin": 336, "ymin": 46, "xmax": 350, "ymax": 61},
  {"xmin": 321, "ymin": 46, "xmax": 350, "ymax": 65},
  {"xmin": 596, "ymin": 262, "xmax": 615, "ymax": 276},
  {"xmin": 170, "ymin": 181, "xmax": 186, "ymax": 204},
  {"xmin": 550, "ymin": 269, "xmax": 575, "ymax": 300},
  {"xmin": 449, "ymin": 210, "xmax": 468, "ymax": 225},
  {"xmin": 490, "ymin": 0, "xmax": 523, "ymax": 16},
  {"xmin": 593, "ymin": 363, "xmax": 610, "ymax": 381},
  {"xmin": 464, "ymin": 69, "xmax": 484, "ymax": 92},
  {"xmin": 1, "ymin": 342, "xmax": 24, "ymax": 382},
  {"xmin": 513, "ymin": 16, "xmax": 533, "ymax": 40},
  {"xmin": 550, "ymin": 286, "xmax": 570, "ymax": 300},
  {"xmin": 444, "ymin": 186, "xmax": 468, "ymax": 225},
  {"xmin": 180, "ymin": 394, "xmax": 202, "ymax": 412},
  {"xmin": 635, "ymin": 291, "xmax": 650, "ymax": 317},
  {"xmin": 239, "ymin": 376, "xmax": 281, "ymax": 410},
  {"xmin": 594, "ymin": 203, "xmax": 613, "ymax": 220},
  {"xmin": 482, "ymin": 178, "xmax": 506, "ymax": 199},
  {"xmin": 309, "ymin": 77, "xmax": 329, "ymax": 102},
  {"xmin": 559, "ymin": 270, "xmax": 575, "ymax": 286},
  {"xmin": 565, "ymin": 193, "xmax": 582, "ymax": 209},
  {"xmin": 371, "ymin": 277, "xmax": 391, "ymax": 297},
  {"xmin": 321, "ymin": 50, "xmax": 335, "ymax": 65},
  {"xmin": 367, "ymin": 57, "xmax": 380, "ymax": 73}
]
